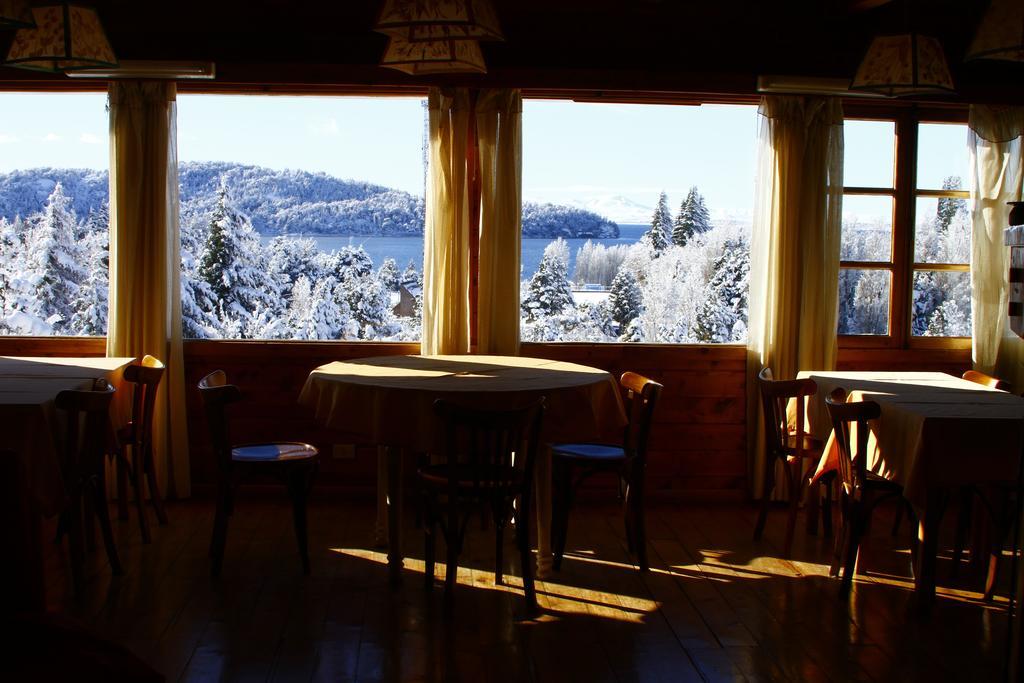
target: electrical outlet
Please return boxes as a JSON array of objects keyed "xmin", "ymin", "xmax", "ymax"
[{"xmin": 332, "ymin": 444, "xmax": 356, "ymax": 460}]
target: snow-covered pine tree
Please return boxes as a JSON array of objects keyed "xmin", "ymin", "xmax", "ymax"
[
  {"xmin": 644, "ymin": 191, "xmax": 671, "ymax": 254},
  {"xmin": 196, "ymin": 184, "xmax": 280, "ymax": 337},
  {"xmin": 69, "ymin": 229, "xmax": 108, "ymax": 335},
  {"xmin": 23, "ymin": 183, "xmax": 85, "ymax": 334},
  {"xmin": 936, "ymin": 176, "xmax": 963, "ymax": 233},
  {"xmin": 607, "ymin": 270, "xmax": 642, "ymax": 335},
  {"xmin": 672, "ymin": 186, "xmax": 712, "ymax": 247},
  {"xmin": 400, "ymin": 260, "xmax": 422, "ymax": 292},
  {"xmin": 521, "ymin": 238, "xmax": 575, "ymax": 322},
  {"xmin": 691, "ymin": 239, "xmax": 750, "ymax": 342},
  {"xmin": 378, "ymin": 257, "xmax": 400, "ymax": 291}
]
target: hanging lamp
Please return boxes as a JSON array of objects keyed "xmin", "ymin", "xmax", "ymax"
[
  {"xmin": 964, "ymin": 0, "xmax": 1024, "ymax": 62},
  {"xmin": 4, "ymin": 3, "xmax": 116, "ymax": 73},
  {"xmin": 380, "ymin": 34, "xmax": 486, "ymax": 74},
  {"xmin": 850, "ymin": 33, "xmax": 955, "ymax": 97},
  {"xmin": 0, "ymin": 0, "xmax": 35, "ymax": 29},
  {"xmin": 374, "ymin": 0, "xmax": 502, "ymax": 42}
]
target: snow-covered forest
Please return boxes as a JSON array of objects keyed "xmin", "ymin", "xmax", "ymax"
[{"xmin": 0, "ymin": 168, "xmax": 971, "ymax": 343}]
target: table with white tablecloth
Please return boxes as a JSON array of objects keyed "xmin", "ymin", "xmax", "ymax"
[
  {"xmin": 299, "ymin": 354, "xmax": 627, "ymax": 580},
  {"xmin": 798, "ymin": 370, "xmax": 1024, "ymax": 604}
]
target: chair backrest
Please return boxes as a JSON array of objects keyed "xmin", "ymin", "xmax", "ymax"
[
  {"xmin": 962, "ymin": 370, "xmax": 1012, "ymax": 393},
  {"xmin": 123, "ymin": 355, "xmax": 166, "ymax": 446},
  {"xmin": 621, "ymin": 371, "xmax": 663, "ymax": 465},
  {"xmin": 55, "ymin": 379, "xmax": 115, "ymax": 481},
  {"xmin": 432, "ymin": 396, "xmax": 545, "ymax": 499},
  {"xmin": 757, "ymin": 367, "xmax": 817, "ymax": 458},
  {"xmin": 197, "ymin": 370, "xmax": 242, "ymax": 473},
  {"xmin": 824, "ymin": 387, "xmax": 880, "ymax": 497}
]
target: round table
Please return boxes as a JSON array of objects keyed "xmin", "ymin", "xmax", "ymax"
[{"xmin": 299, "ymin": 354, "xmax": 627, "ymax": 579}]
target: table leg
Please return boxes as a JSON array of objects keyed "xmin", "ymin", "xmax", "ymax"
[
  {"xmin": 386, "ymin": 445, "xmax": 404, "ymax": 585},
  {"xmin": 535, "ymin": 446, "xmax": 553, "ymax": 579},
  {"xmin": 914, "ymin": 489, "xmax": 949, "ymax": 611},
  {"xmin": 374, "ymin": 446, "xmax": 388, "ymax": 548}
]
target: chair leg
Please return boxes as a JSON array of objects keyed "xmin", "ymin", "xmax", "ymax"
[
  {"xmin": 984, "ymin": 490, "xmax": 1014, "ymax": 601},
  {"xmin": 144, "ymin": 442, "xmax": 169, "ymax": 526},
  {"xmin": 445, "ymin": 502, "xmax": 460, "ymax": 601},
  {"xmin": 423, "ymin": 494, "xmax": 436, "ymax": 590},
  {"xmin": 623, "ymin": 467, "xmax": 648, "ymax": 572},
  {"xmin": 829, "ymin": 492, "xmax": 850, "ymax": 578},
  {"xmin": 92, "ymin": 475, "xmax": 123, "ymax": 576},
  {"xmin": 132, "ymin": 445, "xmax": 151, "ymax": 544},
  {"xmin": 209, "ymin": 481, "xmax": 233, "ymax": 578},
  {"xmin": 822, "ymin": 476, "xmax": 834, "ymax": 538},
  {"xmin": 890, "ymin": 499, "xmax": 904, "ymax": 536},
  {"xmin": 517, "ymin": 493, "xmax": 538, "ymax": 615},
  {"xmin": 288, "ymin": 467, "xmax": 312, "ymax": 575},
  {"xmin": 783, "ymin": 460, "xmax": 802, "ymax": 557},
  {"xmin": 753, "ymin": 456, "xmax": 776, "ymax": 541},
  {"xmin": 65, "ymin": 500, "xmax": 86, "ymax": 597},
  {"xmin": 552, "ymin": 460, "xmax": 573, "ymax": 571},
  {"xmin": 805, "ymin": 466, "xmax": 821, "ymax": 537},
  {"xmin": 83, "ymin": 486, "xmax": 96, "ymax": 553},
  {"xmin": 839, "ymin": 507, "xmax": 867, "ymax": 595},
  {"xmin": 116, "ymin": 451, "xmax": 129, "ymax": 521},
  {"xmin": 494, "ymin": 518, "xmax": 505, "ymax": 586}
]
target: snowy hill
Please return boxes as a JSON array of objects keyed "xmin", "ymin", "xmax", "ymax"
[
  {"xmin": 0, "ymin": 163, "xmax": 618, "ymax": 239},
  {"xmin": 565, "ymin": 195, "xmax": 652, "ymax": 224}
]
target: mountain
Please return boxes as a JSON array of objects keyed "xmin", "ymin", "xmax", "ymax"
[
  {"xmin": 0, "ymin": 163, "xmax": 618, "ymax": 239},
  {"xmin": 563, "ymin": 195, "xmax": 652, "ymax": 224}
]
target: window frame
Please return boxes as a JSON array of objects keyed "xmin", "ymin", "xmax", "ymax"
[{"xmin": 838, "ymin": 103, "xmax": 970, "ymax": 351}]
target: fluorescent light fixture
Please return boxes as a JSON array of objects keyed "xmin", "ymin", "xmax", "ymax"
[
  {"xmin": 67, "ymin": 60, "xmax": 216, "ymax": 79},
  {"xmin": 756, "ymin": 75, "xmax": 886, "ymax": 98}
]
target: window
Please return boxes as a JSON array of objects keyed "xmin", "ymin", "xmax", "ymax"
[
  {"xmin": 177, "ymin": 94, "xmax": 425, "ymax": 341},
  {"xmin": 519, "ymin": 100, "xmax": 758, "ymax": 343},
  {"xmin": 0, "ymin": 92, "xmax": 110, "ymax": 337},
  {"xmin": 838, "ymin": 108, "xmax": 970, "ymax": 346}
]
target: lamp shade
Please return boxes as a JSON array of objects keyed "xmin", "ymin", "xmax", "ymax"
[
  {"xmin": 850, "ymin": 34, "xmax": 955, "ymax": 97},
  {"xmin": 965, "ymin": 0, "xmax": 1024, "ymax": 62},
  {"xmin": 4, "ymin": 4, "xmax": 117, "ymax": 73},
  {"xmin": 381, "ymin": 35, "xmax": 486, "ymax": 74},
  {"xmin": 375, "ymin": 0, "xmax": 503, "ymax": 41},
  {"xmin": 0, "ymin": 0, "xmax": 35, "ymax": 29}
]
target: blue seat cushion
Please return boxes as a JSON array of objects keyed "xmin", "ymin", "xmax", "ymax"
[
  {"xmin": 231, "ymin": 442, "xmax": 318, "ymax": 462},
  {"xmin": 551, "ymin": 443, "xmax": 625, "ymax": 461}
]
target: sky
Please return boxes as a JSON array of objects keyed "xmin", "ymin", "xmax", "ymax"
[{"xmin": 0, "ymin": 92, "xmax": 970, "ymax": 224}]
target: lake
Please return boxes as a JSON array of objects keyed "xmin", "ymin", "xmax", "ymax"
[{"xmin": 261, "ymin": 224, "xmax": 649, "ymax": 280}]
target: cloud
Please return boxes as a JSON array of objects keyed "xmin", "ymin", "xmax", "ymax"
[
  {"xmin": 306, "ymin": 117, "xmax": 339, "ymax": 136},
  {"xmin": 79, "ymin": 133, "xmax": 102, "ymax": 144},
  {"xmin": 0, "ymin": 134, "xmax": 19, "ymax": 144},
  {"xmin": 42, "ymin": 133, "xmax": 62, "ymax": 143}
]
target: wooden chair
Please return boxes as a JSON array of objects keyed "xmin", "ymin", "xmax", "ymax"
[
  {"xmin": 754, "ymin": 367, "xmax": 831, "ymax": 556},
  {"xmin": 113, "ymin": 355, "xmax": 168, "ymax": 544},
  {"xmin": 55, "ymin": 379, "xmax": 122, "ymax": 595},
  {"xmin": 962, "ymin": 370, "xmax": 1012, "ymax": 392},
  {"xmin": 420, "ymin": 397, "xmax": 544, "ymax": 612},
  {"xmin": 197, "ymin": 370, "xmax": 319, "ymax": 577},
  {"xmin": 825, "ymin": 387, "xmax": 907, "ymax": 594},
  {"xmin": 550, "ymin": 372, "xmax": 663, "ymax": 572}
]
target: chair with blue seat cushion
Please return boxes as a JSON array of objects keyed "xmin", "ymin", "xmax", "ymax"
[
  {"xmin": 551, "ymin": 371, "xmax": 663, "ymax": 572},
  {"xmin": 198, "ymin": 370, "xmax": 319, "ymax": 577}
]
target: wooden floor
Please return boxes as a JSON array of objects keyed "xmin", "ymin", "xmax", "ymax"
[{"xmin": 40, "ymin": 496, "xmax": 1010, "ymax": 682}]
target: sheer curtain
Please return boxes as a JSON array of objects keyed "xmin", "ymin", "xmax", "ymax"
[
  {"xmin": 422, "ymin": 88, "xmax": 472, "ymax": 355},
  {"xmin": 476, "ymin": 89, "xmax": 522, "ymax": 355},
  {"xmin": 969, "ymin": 105, "xmax": 1024, "ymax": 383},
  {"xmin": 746, "ymin": 95, "xmax": 844, "ymax": 499},
  {"xmin": 107, "ymin": 81, "xmax": 190, "ymax": 498}
]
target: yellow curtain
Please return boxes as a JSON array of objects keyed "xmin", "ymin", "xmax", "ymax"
[
  {"xmin": 422, "ymin": 88, "xmax": 472, "ymax": 355},
  {"xmin": 476, "ymin": 89, "xmax": 522, "ymax": 356},
  {"xmin": 969, "ymin": 105, "xmax": 1024, "ymax": 382},
  {"xmin": 107, "ymin": 82, "xmax": 190, "ymax": 499},
  {"xmin": 746, "ymin": 95, "xmax": 844, "ymax": 499}
]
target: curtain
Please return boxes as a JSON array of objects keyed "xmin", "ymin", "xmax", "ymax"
[
  {"xmin": 422, "ymin": 88, "xmax": 473, "ymax": 355},
  {"xmin": 476, "ymin": 89, "xmax": 522, "ymax": 356},
  {"xmin": 969, "ymin": 105, "xmax": 1024, "ymax": 383},
  {"xmin": 107, "ymin": 82, "xmax": 190, "ymax": 499},
  {"xmin": 746, "ymin": 95, "xmax": 844, "ymax": 499}
]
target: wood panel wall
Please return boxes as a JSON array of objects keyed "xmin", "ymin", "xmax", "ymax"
[{"xmin": 0, "ymin": 337, "xmax": 974, "ymax": 502}]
